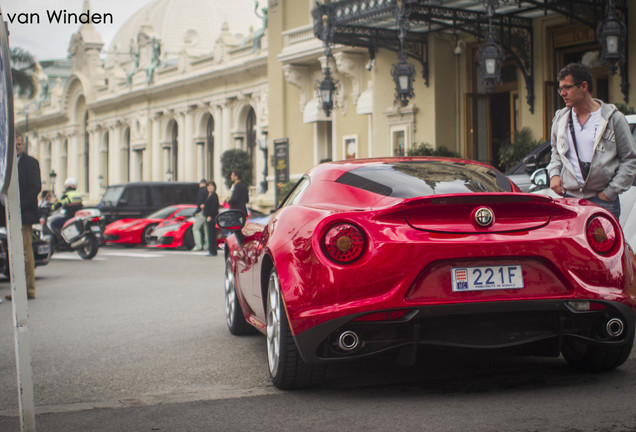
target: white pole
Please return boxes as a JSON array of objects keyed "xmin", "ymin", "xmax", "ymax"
[{"xmin": 4, "ymin": 153, "xmax": 36, "ymax": 431}]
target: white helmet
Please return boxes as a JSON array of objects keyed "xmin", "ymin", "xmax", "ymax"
[{"xmin": 64, "ymin": 177, "xmax": 77, "ymax": 189}]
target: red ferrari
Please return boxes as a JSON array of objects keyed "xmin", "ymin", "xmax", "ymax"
[
  {"xmin": 104, "ymin": 204, "xmax": 196, "ymax": 246},
  {"xmin": 218, "ymin": 157, "xmax": 636, "ymax": 390}
]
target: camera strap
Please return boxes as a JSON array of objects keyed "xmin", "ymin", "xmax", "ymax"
[{"xmin": 568, "ymin": 109, "xmax": 591, "ymax": 180}]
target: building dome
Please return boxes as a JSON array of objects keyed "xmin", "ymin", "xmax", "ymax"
[{"xmin": 106, "ymin": 0, "xmax": 260, "ymax": 62}]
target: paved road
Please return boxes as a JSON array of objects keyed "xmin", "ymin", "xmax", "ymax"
[{"xmin": 1, "ymin": 247, "xmax": 636, "ymax": 431}]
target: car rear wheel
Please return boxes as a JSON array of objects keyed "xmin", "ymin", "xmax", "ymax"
[
  {"xmin": 224, "ymin": 257, "xmax": 254, "ymax": 335},
  {"xmin": 562, "ymin": 332, "xmax": 634, "ymax": 371},
  {"xmin": 142, "ymin": 224, "xmax": 157, "ymax": 245},
  {"xmin": 266, "ymin": 267, "xmax": 326, "ymax": 390}
]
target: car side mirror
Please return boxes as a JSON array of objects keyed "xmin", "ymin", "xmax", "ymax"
[
  {"xmin": 216, "ymin": 210, "xmax": 246, "ymax": 231},
  {"xmin": 175, "ymin": 216, "xmax": 186, "ymax": 222},
  {"xmin": 529, "ymin": 168, "xmax": 549, "ymax": 191}
]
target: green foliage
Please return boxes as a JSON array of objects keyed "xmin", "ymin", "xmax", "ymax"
[
  {"xmin": 10, "ymin": 47, "xmax": 36, "ymax": 98},
  {"xmin": 615, "ymin": 103, "xmax": 635, "ymax": 115},
  {"xmin": 220, "ymin": 149, "xmax": 253, "ymax": 189},
  {"xmin": 407, "ymin": 143, "xmax": 458, "ymax": 157},
  {"xmin": 497, "ymin": 127, "xmax": 542, "ymax": 173}
]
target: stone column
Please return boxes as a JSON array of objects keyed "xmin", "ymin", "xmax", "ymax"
[
  {"xmin": 184, "ymin": 106, "xmax": 195, "ymax": 181},
  {"xmin": 110, "ymin": 123, "xmax": 122, "ymax": 185},
  {"xmin": 152, "ymin": 112, "xmax": 163, "ymax": 181}
]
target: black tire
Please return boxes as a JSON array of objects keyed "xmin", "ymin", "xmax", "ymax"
[
  {"xmin": 183, "ymin": 227, "xmax": 194, "ymax": 250},
  {"xmin": 76, "ymin": 234, "xmax": 99, "ymax": 260},
  {"xmin": 141, "ymin": 223, "xmax": 157, "ymax": 245},
  {"xmin": 562, "ymin": 331, "xmax": 634, "ymax": 371},
  {"xmin": 266, "ymin": 267, "xmax": 326, "ymax": 390},
  {"xmin": 224, "ymin": 257, "xmax": 255, "ymax": 335}
]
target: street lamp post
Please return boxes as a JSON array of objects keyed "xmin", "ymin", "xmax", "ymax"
[{"xmin": 49, "ymin": 169, "xmax": 57, "ymax": 196}]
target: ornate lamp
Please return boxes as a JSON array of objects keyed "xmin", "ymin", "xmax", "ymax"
[
  {"xmin": 596, "ymin": 0, "xmax": 626, "ymax": 75},
  {"xmin": 392, "ymin": 53, "xmax": 415, "ymax": 107},
  {"xmin": 315, "ymin": 12, "xmax": 338, "ymax": 117},
  {"xmin": 391, "ymin": 0, "xmax": 417, "ymax": 107},
  {"xmin": 478, "ymin": 0, "xmax": 505, "ymax": 91},
  {"xmin": 479, "ymin": 32, "xmax": 504, "ymax": 90},
  {"xmin": 318, "ymin": 68, "xmax": 336, "ymax": 117}
]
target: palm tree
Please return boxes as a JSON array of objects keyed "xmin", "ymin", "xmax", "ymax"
[{"xmin": 9, "ymin": 47, "xmax": 36, "ymax": 98}]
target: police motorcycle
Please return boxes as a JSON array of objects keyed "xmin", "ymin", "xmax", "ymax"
[
  {"xmin": 43, "ymin": 207, "xmax": 103, "ymax": 260},
  {"xmin": 42, "ymin": 178, "xmax": 102, "ymax": 260}
]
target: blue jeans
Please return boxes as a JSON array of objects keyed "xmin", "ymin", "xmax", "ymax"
[{"xmin": 566, "ymin": 193, "xmax": 620, "ymax": 219}]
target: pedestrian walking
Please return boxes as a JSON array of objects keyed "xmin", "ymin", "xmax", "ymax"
[
  {"xmin": 548, "ymin": 62, "xmax": 636, "ymax": 219},
  {"xmin": 192, "ymin": 179, "xmax": 208, "ymax": 251},
  {"xmin": 204, "ymin": 181, "xmax": 219, "ymax": 256}
]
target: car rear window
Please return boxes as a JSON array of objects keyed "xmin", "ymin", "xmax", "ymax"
[{"xmin": 336, "ymin": 161, "xmax": 513, "ymax": 198}]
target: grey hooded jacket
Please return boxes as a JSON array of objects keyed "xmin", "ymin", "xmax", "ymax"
[{"xmin": 547, "ymin": 100, "xmax": 636, "ymax": 201}]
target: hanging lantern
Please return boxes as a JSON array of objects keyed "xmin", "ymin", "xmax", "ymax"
[{"xmin": 596, "ymin": 0, "xmax": 626, "ymax": 75}]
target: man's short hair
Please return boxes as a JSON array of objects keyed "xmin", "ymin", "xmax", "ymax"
[
  {"xmin": 557, "ymin": 63, "xmax": 594, "ymax": 93},
  {"xmin": 231, "ymin": 171, "xmax": 242, "ymax": 180}
]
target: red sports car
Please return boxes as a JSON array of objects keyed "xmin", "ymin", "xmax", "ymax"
[
  {"xmin": 147, "ymin": 204, "xmax": 265, "ymax": 250},
  {"xmin": 218, "ymin": 157, "xmax": 636, "ymax": 390},
  {"xmin": 104, "ymin": 204, "xmax": 196, "ymax": 246}
]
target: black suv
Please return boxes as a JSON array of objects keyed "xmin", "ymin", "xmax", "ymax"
[{"xmin": 98, "ymin": 182, "xmax": 199, "ymax": 224}]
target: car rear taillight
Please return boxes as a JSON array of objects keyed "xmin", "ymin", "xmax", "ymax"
[
  {"xmin": 586, "ymin": 216, "xmax": 617, "ymax": 254},
  {"xmin": 323, "ymin": 223, "xmax": 365, "ymax": 263}
]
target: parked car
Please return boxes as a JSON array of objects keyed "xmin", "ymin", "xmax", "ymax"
[
  {"xmin": 505, "ymin": 140, "xmax": 551, "ymax": 191},
  {"xmin": 147, "ymin": 205, "xmax": 265, "ymax": 250},
  {"xmin": 0, "ymin": 224, "xmax": 52, "ymax": 279},
  {"xmin": 98, "ymin": 182, "xmax": 199, "ymax": 224},
  {"xmin": 218, "ymin": 157, "xmax": 636, "ymax": 390},
  {"xmin": 103, "ymin": 204, "xmax": 197, "ymax": 246}
]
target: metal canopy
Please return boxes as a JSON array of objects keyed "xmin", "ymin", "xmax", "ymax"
[{"xmin": 312, "ymin": 0, "xmax": 629, "ymax": 112}]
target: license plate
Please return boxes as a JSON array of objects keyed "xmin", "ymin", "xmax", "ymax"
[
  {"xmin": 90, "ymin": 225, "xmax": 101, "ymax": 232},
  {"xmin": 451, "ymin": 265, "xmax": 523, "ymax": 292},
  {"xmin": 36, "ymin": 244, "xmax": 50, "ymax": 255},
  {"xmin": 62, "ymin": 224, "xmax": 80, "ymax": 241}
]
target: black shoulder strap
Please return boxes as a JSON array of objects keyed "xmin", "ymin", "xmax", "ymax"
[{"xmin": 568, "ymin": 110, "xmax": 590, "ymax": 179}]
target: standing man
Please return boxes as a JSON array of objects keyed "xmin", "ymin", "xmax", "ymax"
[
  {"xmin": 16, "ymin": 133, "xmax": 42, "ymax": 300},
  {"xmin": 191, "ymin": 179, "xmax": 208, "ymax": 251},
  {"xmin": 204, "ymin": 181, "xmax": 219, "ymax": 256},
  {"xmin": 548, "ymin": 63, "xmax": 636, "ymax": 219},
  {"xmin": 227, "ymin": 170, "xmax": 249, "ymax": 216}
]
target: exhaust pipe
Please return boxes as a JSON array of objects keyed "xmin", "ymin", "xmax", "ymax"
[
  {"xmin": 337, "ymin": 331, "xmax": 361, "ymax": 352},
  {"xmin": 606, "ymin": 318, "xmax": 625, "ymax": 337},
  {"xmin": 70, "ymin": 236, "xmax": 89, "ymax": 249}
]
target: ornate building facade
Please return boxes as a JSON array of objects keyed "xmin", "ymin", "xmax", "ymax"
[
  {"xmin": 14, "ymin": 0, "xmax": 269, "ymax": 206},
  {"xmin": 14, "ymin": 1, "xmax": 636, "ymax": 211}
]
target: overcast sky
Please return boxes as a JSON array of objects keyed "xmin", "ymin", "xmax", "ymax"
[{"xmin": 2, "ymin": 0, "xmax": 154, "ymax": 60}]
